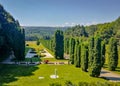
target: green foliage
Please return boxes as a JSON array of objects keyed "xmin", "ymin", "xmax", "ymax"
[
  {"xmin": 54, "ymin": 30, "xmax": 64, "ymax": 59},
  {"xmin": 49, "ymin": 82, "xmax": 61, "ymax": 86},
  {"xmin": 0, "ymin": 4, "xmax": 25, "ymax": 61},
  {"xmin": 65, "ymin": 25, "xmax": 88, "ymax": 37},
  {"xmin": 69, "ymin": 38, "xmax": 75, "ymax": 64},
  {"xmin": 65, "ymin": 17, "xmax": 120, "ymax": 44},
  {"xmin": 64, "ymin": 81, "xmax": 76, "ymax": 86},
  {"xmin": 81, "ymin": 43, "xmax": 88, "ymax": 72},
  {"xmin": 108, "ymin": 37, "xmax": 118, "ymax": 71},
  {"xmin": 64, "ymin": 37, "xmax": 70, "ymax": 54},
  {"xmin": 101, "ymin": 41, "xmax": 106, "ymax": 67},
  {"xmin": 89, "ymin": 37, "xmax": 102, "ymax": 77},
  {"xmin": 74, "ymin": 39, "xmax": 81, "ymax": 67},
  {"xmin": 40, "ymin": 39, "xmax": 54, "ymax": 52},
  {"xmin": 24, "ymin": 26, "xmax": 68, "ymax": 41},
  {"xmin": 88, "ymin": 37, "xmax": 94, "ymax": 67}
]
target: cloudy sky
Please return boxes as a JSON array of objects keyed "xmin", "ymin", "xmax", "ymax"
[{"xmin": 0, "ymin": 0, "xmax": 120, "ymax": 26}]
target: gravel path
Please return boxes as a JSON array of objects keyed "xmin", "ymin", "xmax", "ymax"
[
  {"xmin": 100, "ymin": 69, "xmax": 120, "ymax": 82},
  {"xmin": 41, "ymin": 49, "xmax": 54, "ymax": 58}
]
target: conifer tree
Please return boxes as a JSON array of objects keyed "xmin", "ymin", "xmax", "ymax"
[
  {"xmin": 74, "ymin": 39, "xmax": 81, "ymax": 67},
  {"xmin": 101, "ymin": 41, "xmax": 106, "ymax": 67},
  {"xmin": 89, "ymin": 37, "xmax": 102, "ymax": 77},
  {"xmin": 81, "ymin": 43, "xmax": 88, "ymax": 72},
  {"xmin": 64, "ymin": 38, "xmax": 69, "ymax": 54},
  {"xmin": 88, "ymin": 37, "xmax": 94, "ymax": 67},
  {"xmin": 108, "ymin": 37, "xmax": 118, "ymax": 71},
  {"xmin": 69, "ymin": 38, "xmax": 75, "ymax": 64},
  {"xmin": 54, "ymin": 30, "xmax": 64, "ymax": 59}
]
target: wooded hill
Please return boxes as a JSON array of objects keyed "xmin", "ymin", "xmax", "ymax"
[
  {"xmin": 65, "ymin": 17, "xmax": 120, "ymax": 43},
  {"xmin": 24, "ymin": 26, "xmax": 68, "ymax": 41}
]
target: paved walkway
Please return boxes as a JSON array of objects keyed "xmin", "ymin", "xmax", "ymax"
[
  {"xmin": 25, "ymin": 49, "xmax": 37, "ymax": 58},
  {"xmin": 100, "ymin": 69, "xmax": 120, "ymax": 82}
]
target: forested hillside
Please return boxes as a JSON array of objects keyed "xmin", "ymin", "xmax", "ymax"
[
  {"xmin": 0, "ymin": 4, "xmax": 25, "ymax": 61},
  {"xmin": 24, "ymin": 26, "xmax": 68, "ymax": 41},
  {"xmin": 65, "ymin": 17, "xmax": 120, "ymax": 43}
]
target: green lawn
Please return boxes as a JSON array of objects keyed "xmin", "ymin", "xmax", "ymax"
[
  {"xmin": 0, "ymin": 64, "xmax": 108, "ymax": 86},
  {"xmin": 25, "ymin": 58, "xmax": 41, "ymax": 62}
]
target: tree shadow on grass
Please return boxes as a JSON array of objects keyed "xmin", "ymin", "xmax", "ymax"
[
  {"xmin": 105, "ymin": 77, "xmax": 120, "ymax": 81},
  {"xmin": 115, "ymin": 67, "xmax": 120, "ymax": 72},
  {"xmin": 100, "ymin": 71, "xmax": 109, "ymax": 74},
  {"xmin": 0, "ymin": 64, "xmax": 39, "ymax": 85}
]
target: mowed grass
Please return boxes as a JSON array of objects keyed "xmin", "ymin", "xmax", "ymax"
[{"xmin": 2, "ymin": 64, "xmax": 107, "ymax": 86}]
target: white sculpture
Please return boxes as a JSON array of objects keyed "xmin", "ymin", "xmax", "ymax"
[{"xmin": 50, "ymin": 68, "xmax": 59, "ymax": 79}]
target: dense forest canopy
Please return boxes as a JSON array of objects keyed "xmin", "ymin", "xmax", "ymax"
[{"xmin": 0, "ymin": 4, "xmax": 25, "ymax": 61}]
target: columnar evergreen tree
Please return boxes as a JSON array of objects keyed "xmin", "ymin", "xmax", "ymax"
[
  {"xmin": 69, "ymin": 38, "xmax": 75, "ymax": 64},
  {"xmin": 88, "ymin": 37, "xmax": 94, "ymax": 67},
  {"xmin": 74, "ymin": 39, "xmax": 81, "ymax": 67},
  {"xmin": 89, "ymin": 37, "xmax": 102, "ymax": 77},
  {"xmin": 101, "ymin": 41, "xmax": 106, "ymax": 67},
  {"xmin": 64, "ymin": 38, "xmax": 69, "ymax": 54},
  {"xmin": 81, "ymin": 43, "xmax": 88, "ymax": 72},
  {"xmin": 108, "ymin": 37, "xmax": 118, "ymax": 71},
  {"xmin": 19, "ymin": 28, "xmax": 25, "ymax": 60},
  {"xmin": 54, "ymin": 30, "xmax": 64, "ymax": 59},
  {"xmin": 50, "ymin": 39, "xmax": 54, "ymax": 51}
]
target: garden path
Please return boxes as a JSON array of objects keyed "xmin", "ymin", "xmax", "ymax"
[{"xmin": 100, "ymin": 69, "xmax": 120, "ymax": 82}]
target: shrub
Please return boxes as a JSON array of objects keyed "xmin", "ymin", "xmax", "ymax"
[{"xmin": 49, "ymin": 82, "xmax": 61, "ymax": 86}]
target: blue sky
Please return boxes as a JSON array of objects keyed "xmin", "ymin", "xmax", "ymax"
[{"xmin": 0, "ymin": 0, "xmax": 120, "ymax": 26}]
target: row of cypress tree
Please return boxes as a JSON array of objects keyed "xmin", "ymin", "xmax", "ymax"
[
  {"xmin": 42, "ymin": 30, "xmax": 118, "ymax": 77},
  {"xmin": 41, "ymin": 30, "xmax": 64, "ymax": 59},
  {"xmin": 64, "ymin": 36, "xmax": 118, "ymax": 77}
]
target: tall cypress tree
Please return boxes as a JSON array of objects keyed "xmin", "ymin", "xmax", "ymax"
[
  {"xmin": 89, "ymin": 37, "xmax": 102, "ymax": 77},
  {"xmin": 101, "ymin": 41, "xmax": 106, "ymax": 67},
  {"xmin": 64, "ymin": 38, "xmax": 69, "ymax": 54},
  {"xmin": 81, "ymin": 43, "xmax": 88, "ymax": 72},
  {"xmin": 69, "ymin": 38, "xmax": 75, "ymax": 64},
  {"xmin": 88, "ymin": 37, "xmax": 94, "ymax": 68},
  {"xmin": 74, "ymin": 39, "xmax": 81, "ymax": 67},
  {"xmin": 66, "ymin": 38, "xmax": 69, "ymax": 54},
  {"xmin": 54, "ymin": 30, "xmax": 64, "ymax": 59},
  {"xmin": 108, "ymin": 37, "xmax": 118, "ymax": 71}
]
